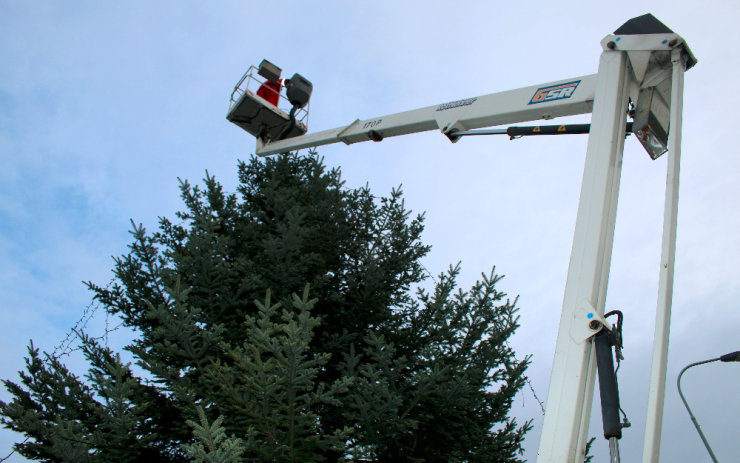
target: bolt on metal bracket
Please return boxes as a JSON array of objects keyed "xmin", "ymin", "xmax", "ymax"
[{"xmin": 570, "ymin": 299, "xmax": 610, "ymax": 343}]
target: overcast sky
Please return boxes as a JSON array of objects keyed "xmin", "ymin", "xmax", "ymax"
[{"xmin": 1, "ymin": 1, "xmax": 738, "ymax": 462}]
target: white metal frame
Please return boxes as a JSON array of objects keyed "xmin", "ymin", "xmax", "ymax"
[
  {"xmin": 642, "ymin": 47, "xmax": 687, "ymax": 463},
  {"xmin": 536, "ymin": 47, "xmax": 631, "ymax": 463},
  {"xmin": 246, "ymin": 24, "xmax": 694, "ymax": 463},
  {"xmin": 255, "ymin": 75, "xmax": 598, "ymax": 156}
]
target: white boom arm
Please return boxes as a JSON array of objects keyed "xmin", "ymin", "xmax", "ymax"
[
  {"xmin": 256, "ymin": 76, "xmax": 597, "ymax": 156},
  {"xmin": 245, "ymin": 16, "xmax": 695, "ymax": 463}
]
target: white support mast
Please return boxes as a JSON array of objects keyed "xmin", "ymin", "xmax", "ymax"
[
  {"xmin": 233, "ymin": 14, "xmax": 696, "ymax": 462},
  {"xmin": 536, "ymin": 46, "xmax": 631, "ymax": 463},
  {"xmin": 641, "ymin": 47, "xmax": 688, "ymax": 463}
]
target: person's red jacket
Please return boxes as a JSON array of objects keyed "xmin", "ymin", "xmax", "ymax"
[{"xmin": 256, "ymin": 80, "xmax": 281, "ymax": 106}]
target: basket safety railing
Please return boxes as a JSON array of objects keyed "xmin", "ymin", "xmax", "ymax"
[{"xmin": 229, "ymin": 65, "xmax": 309, "ymax": 129}]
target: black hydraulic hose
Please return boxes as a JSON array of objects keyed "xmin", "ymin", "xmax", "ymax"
[{"xmin": 278, "ymin": 105, "xmax": 298, "ymax": 140}]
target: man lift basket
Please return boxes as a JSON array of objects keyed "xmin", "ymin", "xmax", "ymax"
[{"xmin": 227, "ymin": 59, "xmax": 313, "ymax": 143}]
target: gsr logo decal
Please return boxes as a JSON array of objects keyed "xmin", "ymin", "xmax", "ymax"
[{"xmin": 529, "ymin": 81, "xmax": 580, "ymax": 104}]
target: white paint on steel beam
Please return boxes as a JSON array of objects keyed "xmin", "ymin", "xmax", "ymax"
[
  {"xmin": 642, "ymin": 48, "xmax": 686, "ymax": 463},
  {"xmin": 256, "ymin": 75, "xmax": 598, "ymax": 156},
  {"xmin": 537, "ymin": 49, "xmax": 631, "ymax": 463}
]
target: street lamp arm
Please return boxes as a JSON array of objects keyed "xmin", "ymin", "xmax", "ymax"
[{"xmin": 676, "ymin": 357, "xmax": 721, "ymax": 463}]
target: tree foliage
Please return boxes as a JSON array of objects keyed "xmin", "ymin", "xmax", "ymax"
[
  {"xmin": 2, "ymin": 153, "xmax": 531, "ymax": 462},
  {"xmin": 182, "ymin": 406, "xmax": 245, "ymax": 463}
]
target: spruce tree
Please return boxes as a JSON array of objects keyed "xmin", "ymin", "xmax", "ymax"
[
  {"xmin": 1, "ymin": 153, "xmax": 531, "ymax": 462},
  {"xmin": 181, "ymin": 406, "xmax": 245, "ymax": 463}
]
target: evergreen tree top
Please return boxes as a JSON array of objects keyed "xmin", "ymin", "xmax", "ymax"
[{"xmin": 2, "ymin": 153, "xmax": 531, "ymax": 462}]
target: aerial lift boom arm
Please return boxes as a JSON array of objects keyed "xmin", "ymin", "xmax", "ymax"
[
  {"xmin": 236, "ymin": 14, "xmax": 696, "ymax": 463},
  {"xmin": 256, "ymin": 75, "xmax": 598, "ymax": 156}
]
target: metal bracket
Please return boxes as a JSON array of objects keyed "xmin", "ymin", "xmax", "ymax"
[
  {"xmin": 600, "ymin": 32, "xmax": 696, "ymax": 89},
  {"xmin": 570, "ymin": 299, "xmax": 610, "ymax": 343},
  {"xmin": 601, "ymin": 33, "xmax": 680, "ymax": 53},
  {"xmin": 337, "ymin": 119, "xmax": 362, "ymax": 145}
]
